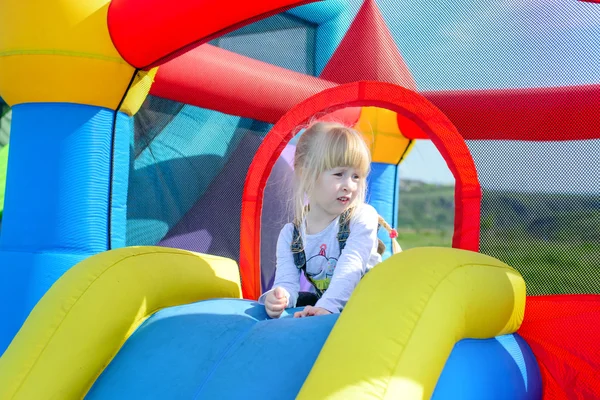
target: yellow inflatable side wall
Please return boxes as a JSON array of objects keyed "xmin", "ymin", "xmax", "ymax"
[
  {"xmin": 0, "ymin": 0, "xmax": 151, "ymax": 114},
  {"xmin": 298, "ymin": 247, "xmax": 526, "ymax": 400},
  {"xmin": 0, "ymin": 247, "xmax": 241, "ymax": 400}
]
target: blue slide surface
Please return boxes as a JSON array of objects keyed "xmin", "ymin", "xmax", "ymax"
[
  {"xmin": 86, "ymin": 299, "xmax": 541, "ymax": 400},
  {"xmin": 87, "ymin": 300, "xmax": 337, "ymax": 399}
]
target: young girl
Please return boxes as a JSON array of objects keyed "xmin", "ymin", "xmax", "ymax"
[{"xmin": 259, "ymin": 121, "xmax": 401, "ymax": 319}]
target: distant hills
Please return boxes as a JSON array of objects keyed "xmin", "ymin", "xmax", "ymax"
[
  {"xmin": 396, "ymin": 179, "xmax": 600, "ymax": 295},
  {"xmin": 398, "ymin": 178, "xmax": 600, "ymax": 242},
  {"xmin": 398, "ymin": 180, "xmax": 454, "ymax": 233}
]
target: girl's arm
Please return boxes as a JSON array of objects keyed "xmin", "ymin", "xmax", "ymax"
[
  {"xmin": 257, "ymin": 224, "xmax": 301, "ymax": 307},
  {"xmin": 315, "ymin": 205, "xmax": 379, "ymax": 313}
]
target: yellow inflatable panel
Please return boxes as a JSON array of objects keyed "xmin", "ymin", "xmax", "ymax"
[
  {"xmin": 0, "ymin": 0, "xmax": 151, "ymax": 111},
  {"xmin": 0, "ymin": 55, "xmax": 134, "ymax": 110},
  {"xmin": 120, "ymin": 68, "xmax": 159, "ymax": 116},
  {"xmin": 298, "ymin": 247, "xmax": 526, "ymax": 400},
  {"xmin": 355, "ymin": 107, "xmax": 413, "ymax": 164},
  {"xmin": 0, "ymin": 247, "xmax": 241, "ymax": 400}
]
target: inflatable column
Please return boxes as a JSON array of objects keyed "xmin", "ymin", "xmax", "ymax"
[
  {"xmin": 356, "ymin": 107, "xmax": 414, "ymax": 259},
  {"xmin": 0, "ymin": 0, "xmax": 152, "ymax": 353}
]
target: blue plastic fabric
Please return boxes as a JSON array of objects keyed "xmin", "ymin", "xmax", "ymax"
[
  {"xmin": 287, "ymin": 1, "xmax": 347, "ymax": 24},
  {"xmin": 87, "ymin": 299, "xmax": 338, "ymax": 400},
  {"xmin": 0, "ymin": 103, "xmax": 130, "ymax": 354},
  {"xmin": 367, "ymin": 162, "xmax": 399, "ymax": 259},
  {"xmin": 86, "ymin": 299, "xmax": 542, "ymax": 400},
  {"xmin": 433, "ymin": 334, "xmax": 543, "ymax": 400},
  {"xmin": 287, "ymin": 1, "xmax": 354, "ymax": 75},
  {"xmin": 111, "ymin": 114, "xmax": 133, "ymax": 249}
]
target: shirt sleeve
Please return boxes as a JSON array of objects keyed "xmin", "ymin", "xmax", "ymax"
[
  {"xmin": 316, "ymin": 205, "xmax": 379, "ymax": 313},
  {"xmin": 257, "ymin": 223, "xmax": 301, "ymax": 308}
]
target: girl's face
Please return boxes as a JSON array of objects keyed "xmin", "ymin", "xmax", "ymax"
[{"xmin": 310, "ymin": 166, "xmax": 362, "ymax": 220}]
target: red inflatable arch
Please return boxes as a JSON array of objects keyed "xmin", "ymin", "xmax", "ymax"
[{"xmin": 240, "ymin": 81, "xmax": 481, "ymax": 300}]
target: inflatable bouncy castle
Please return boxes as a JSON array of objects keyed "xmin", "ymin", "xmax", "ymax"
[{"xmin": 0, "ymin": 0, "xmax": 599, "ymax": 399}]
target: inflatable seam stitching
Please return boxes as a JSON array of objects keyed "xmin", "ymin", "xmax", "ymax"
[{"xmin": 0, "ymin": 50, "xmax": 125, "ymax": 63}]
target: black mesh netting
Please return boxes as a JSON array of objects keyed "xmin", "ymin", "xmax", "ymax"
[
  {"xmin": 0, "ymin": 100, "xmax": 10, "ymax": 234},
  {"xmin": 0, "ymin": 99, "xmax": 9, "ymax": 147},
  {"xmin": 210, "ymin": 13, "xmax": 316, "ymax": 75},
  {"xmin": 127, "ymin": 14, "xmax": 318, "ymax": 291},
  {"xmin": 467, "ymin": 139, "xmax": 600, "ymax": 295},
  {"xmin": 127, "ymin": 94, "xmax": 273, "ymax": 266}
]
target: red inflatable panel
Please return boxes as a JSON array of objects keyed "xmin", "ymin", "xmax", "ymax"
[
  {"xmin": 108, "ymin": 0, "xmax": 319, "ymax": 68},
  {"xmin": 422, "ymin": 85, "xmax": 600, "ymax": 141},
  {"xmin": 150, "ymin": 45, "xmax": 336, "ymax": 124},
  {"xmin": 318, "ymin": 107, "xmax": 362, "ymax": 126},
  {"xmin": 519, "ymin": 295, "xmax": 600, "ymax": 399},
  {"xmin": 320, "ymin": 0, "xmax": 417, "ymax": 90}
]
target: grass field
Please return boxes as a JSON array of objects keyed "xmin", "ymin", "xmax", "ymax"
[
  {"xmin": 397, "ymin": 228, "xmax": 453, "ymax": 249},
  {"xmin": 481, "ymin": 238, "xmax": 600, "ymax": 295},
  {"xmin": 397, "ymin": 180, "xmax": 600, "ymax": 295}
]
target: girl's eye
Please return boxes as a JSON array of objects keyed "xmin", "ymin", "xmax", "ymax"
[
  {"xmin": 334, "ymin": 172, "xmax": 343, "ymax": 177},
  {"xmin": 353, "ymin": 174, "xmax": 360, "ymax": 180}
]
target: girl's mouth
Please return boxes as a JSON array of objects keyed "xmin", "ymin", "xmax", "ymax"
[{"xmin": 337, "ymin": 196, "xmax": 349, "ymax": 204}]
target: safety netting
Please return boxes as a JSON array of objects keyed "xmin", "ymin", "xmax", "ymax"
[
  {"xmin": 128, "ymin": 94, "xmax": 273, "ymax": 264},
  {"xmin": 128, "ymin": 11, "xmax": 325, "ymax": 294},
  {"xmin": 468, "ymin": 139, "xmax": 600, "ymax": 295},
  {"xmin": 123, "ymin": 10, "xmax": 600, "ymax": 300}
]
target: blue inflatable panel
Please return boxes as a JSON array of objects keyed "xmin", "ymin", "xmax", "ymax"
[
  {"xmin": 87, "ymin": 299, "xmax": 337, "ymax": 400},
  {"xmin": 433, "ymin": 334, "xmax": 543, "ymax": 400},
  {"xmin": 87, "ymin": 299, "xmax": 542, "ymax": 400},
  {"xmin": 367, "ymin": 162, "xmax": 398, "ymax": 259},
  {"xmin": 0, "ymin": 103, "xmax": 130, "ymax": 354},
  {"xmin": 287, "ymin": 0, "xmax": 347, "ymax": 24},
  {"xmin": 111, "ymin": 113, "xmax": 133, "ymax": 249},
  {"xmin": 1, "ymin": 103, "xmax": 115, "ymax": 253},
  {"xmin": 287, "ymin": 1, "xmax": 354, "ymax": 75}
]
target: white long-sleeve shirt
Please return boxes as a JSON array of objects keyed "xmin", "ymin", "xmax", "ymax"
[{"xmin": 259, "ymin": 204, "xmax": 382, "ymax": 313}]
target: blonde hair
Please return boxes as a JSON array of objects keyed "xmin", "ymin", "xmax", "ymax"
[
  {"xmin": 293, "ymin": 121, "xmax": 371, "ymax": 224},
  {"xmin": 377, "ymin": 216, "xmax": 403, "ymax": 255},
  {"xmin": 292, "ymin": 121, "xmax": 402, "ymax": 255}
]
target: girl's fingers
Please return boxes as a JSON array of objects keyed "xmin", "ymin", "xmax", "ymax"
[
  {"xmin": 266, "ymin": 308, "xmax": 283, "ymax": 319},
  {"xmin": 265, "ymin": 297, "xmax": 286, "ymax": 308},
  {"xmin": 274, "ymin": 286, "xmax": 286, "ymax": 299},
  {"xmin": 293, "ymin": 306, "xmax": 331, "ymax": 318},
  {"xmin": 294, "ymin": 306, "xmax": 312, "ymax": 318},
  {"xmin": 267, "ymin": 302, "xmax": 286, "ymax": 312}
]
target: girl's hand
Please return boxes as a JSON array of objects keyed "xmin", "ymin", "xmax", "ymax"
[
  {"xmin": 293, "ymin": 305, "xmax": 332, "ymax": 318},
  {"xmin": 265, "ymin": 286, "xmax": 288, "ymax": 319}
]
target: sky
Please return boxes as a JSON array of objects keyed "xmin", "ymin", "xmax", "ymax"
[{"xmin": 349, "ymin": 0, "xmax": 600, "ymax": 187}]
